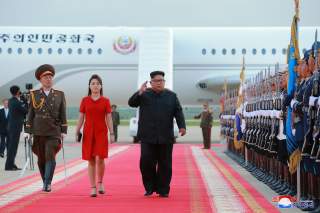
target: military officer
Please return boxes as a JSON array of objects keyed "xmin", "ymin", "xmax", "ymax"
[
  {"xmin": 194, "ymin": 102, "xmax": 213, "ymax": 149},
  {"xmin": 25, "ymin": 64, "xmax": 67, "ymax": 192}
]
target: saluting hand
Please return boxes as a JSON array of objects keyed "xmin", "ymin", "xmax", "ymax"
[
  {"xmin": 139, "ymin": 81, "xmax": 148, "ymax": 95},
  {"xmin": 179, "ymin": 128, "xmax": 186, "ymax": 136}
]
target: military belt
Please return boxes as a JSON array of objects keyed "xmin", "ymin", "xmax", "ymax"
[{"xmin": 35, "ymin": 114, "xmax": 51, "ymax": 119}]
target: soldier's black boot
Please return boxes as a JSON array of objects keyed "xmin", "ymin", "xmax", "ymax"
[
  {"xmin": 44, "ymin": 160, "xmax": 56, "ymax": 192},
  {"xmin": 37, "ymin": 161, "xmax": 45, "ymax": 183},
  {"xmin": 310, "ymin": 199, "xmax": 320, "ymax": 213}
]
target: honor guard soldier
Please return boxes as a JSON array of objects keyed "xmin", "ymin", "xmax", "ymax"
[{"xmin": 25, "ymin": 64, "xmax": 67, "ymax": 192}]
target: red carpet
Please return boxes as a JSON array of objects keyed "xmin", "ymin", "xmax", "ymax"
[
  {"xmin": 3, "ymin": 145, "xmax": 213, "ymax": 213},
  {"xmin": 205, "ymin": 148, "xmax": 279, "ymax": 212}
]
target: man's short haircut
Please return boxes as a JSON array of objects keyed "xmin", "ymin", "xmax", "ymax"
[
  {"xmin": 10, "ymin": 85, "xmax": 20, "ymax": 96},
  {"xmin": 150, "ymin": 71, "xmax": 165, "ymax": 79}
]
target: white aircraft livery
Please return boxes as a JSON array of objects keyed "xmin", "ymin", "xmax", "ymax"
[{"xmin": 0, "ymin": 27, "xmax": 318, "ymax": 106}]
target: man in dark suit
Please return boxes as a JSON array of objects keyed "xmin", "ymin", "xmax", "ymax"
[
  {"xmin": 111, "ymin": 104, "xmax": 120, "ymax": 142},
  {"xmin": 5, "ymin": 86, "xmax": 28, "ymax": 170},
  {"xmin": 128, "ymin": 71, "xmax": 186, "ymax": 198},
  {"xmin": 0, "ymin": 99, "xmax": 9, "ymax": 158}
]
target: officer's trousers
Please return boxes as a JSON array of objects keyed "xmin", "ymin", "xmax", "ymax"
[
  {"xmin": 5, "ymin": 130, "xmax": 21, "ymax": 169},
  {"xmin": 201, "ymin": 127, "xmax": 212, "ymax": 149},
  {"xmin": 32, "ymin": 136, "xmax": 61, "ymax": 184}
]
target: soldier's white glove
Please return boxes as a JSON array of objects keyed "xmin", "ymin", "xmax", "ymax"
[
  {"xmin": 309, "ymin": 96, "xmax": 318, "ymax": 107},
  {"xmin": 290, "ymin": 99, "xmax": 298, "ymax": 109},
  {"xmin": 61, "ymin": 133, "xmax": 67, "ymax": 140},
  {"xmin": 24, "ymin": 133, "xmax": 31, "ymax": 140}
]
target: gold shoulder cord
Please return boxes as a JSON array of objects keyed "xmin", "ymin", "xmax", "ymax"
[{"xmin": 31, "ymin": 91, "xmax": 45, "ymax": 109}]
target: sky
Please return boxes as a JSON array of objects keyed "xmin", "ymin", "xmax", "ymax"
[{"xmin": 0, "ymin": 0, "xmax": 319, "ymax": 27}]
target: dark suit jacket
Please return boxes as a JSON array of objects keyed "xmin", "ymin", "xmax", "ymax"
[
  {"xmin": 112, "ymin": 111, "xmax": 120, "ymax": 126},
  {"xmin": 7, "ymin": 97, "xmax": 28, "ymax": 133},
  {"xmin": 0, "ymin": 108, "xmax": 8, "ymax": 134},
  {"xmin": 128, "ymin": 89, "xmax": 186, "ymax": 144}
]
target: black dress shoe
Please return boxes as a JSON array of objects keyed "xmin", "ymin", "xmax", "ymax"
[
  {"xmin": 5, "ymin": 167, "xmax": 19, "ymax": 171},
  {"xmin": 310, "ymin": 204, "xmax": 320, "ymax": 213},
  {"xmin": 144, "ymin": 191, "xmax": 153, "ymax": 196},
  {"xmin": 13, "ymin": 165, "xmax": 21, "ymax": 170},
  {"xmin": 44, "ymin": 184, "xmax": 51, "ymax": 192},
  {"xmin": 159, "ymin": 193, "xmax": 169, "ymax": 198}
]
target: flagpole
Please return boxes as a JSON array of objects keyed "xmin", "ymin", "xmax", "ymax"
[{"xmin": 294, "ymin": 0, "xmax": 301, "ymax": 202}]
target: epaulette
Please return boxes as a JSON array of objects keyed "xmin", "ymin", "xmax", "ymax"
[
  {"xmin": 30, "ymin": 89, "xmax": 41, "ymax": 94},
  {"xmin": 52, "ymin": 88, "xmax": 64, "ymax": 93}
]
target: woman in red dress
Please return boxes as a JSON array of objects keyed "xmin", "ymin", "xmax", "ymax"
[{"xmin": 75, "ymin": 74, "xmax": 115, "ymax": 197}]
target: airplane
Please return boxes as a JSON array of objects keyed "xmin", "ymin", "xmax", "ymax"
[{"xmin": 0, "ymin": 26, "xmax": 318, "ymax": 108}]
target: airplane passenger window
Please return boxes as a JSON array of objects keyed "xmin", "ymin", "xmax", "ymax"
[
  {"xmin": 27, "ymin": 48, "xmax": 32, "ymax": 54},
  {"xmin": 17, "ymin": 48, "xmax": 23, "ymax": 54},
  {"xmin": 282, "ymin": 48, "xmax": 287, "ymax": 55},
  {"xmin": 222, "ymin": 48, "xmax": 227, "ymax": 55},
  {"xmin": 252, "ymin": 48, "xmax": 257, "ymax": 55},
  {"xmin": 68, "ymin": 48, "xmax": 72, "ymax": 54},
  {"xmin": 202, "ymin": 48, "xmax": 206, "ymax": 55},
  {"xmin": 272, "ymin": 48, "xmax": 276, "ymax": 55},
  {"xmin": 261, "ymin": 48, "xmax": 266, "ymax": 55},
  {"xmin": 58, "ymin": 48, "xmax": 63, "ymax": 54},
  {"xmin": 231, "ymin": 49, "xmax": 236, "ymax": 55},
  {"xmin": 87, "ymin": 48, "xmax": 93, "ymax": 55},
  {"xmin": 0, "ymin": 48, "xmax": 2, "ymax": 54},
  {"xmin": 198, "ymin": 83, "xmax": 207, "ymax": 89},
  {"xmin": 77, "ymin": 48, "xmax": 82, "ymax": 54},
  {"xmin": 211, "ymin": 49, "xmax": 216, "ymax": 55},
  {"xmin": 97, "ymin": 48, "xmax": 103, "ymax": 55},
  {"xmin": 7, "ymin": 48, "xmax": 13, "ymax": 54},
  {"xmin": 37, "ymin": 48, "xmax": 43, "ymax": 54},
  {"xmin": 242, "ymin": 48, "xmax": 246, "ymax": 55},
  {"xmin": 47, "ymin": 48, "xmax": 53, "ymax": 54}
]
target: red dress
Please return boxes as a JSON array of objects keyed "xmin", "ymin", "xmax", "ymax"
[{"xmin": 80, "ymin": 96, "xmax": 111, "ymax": 160}]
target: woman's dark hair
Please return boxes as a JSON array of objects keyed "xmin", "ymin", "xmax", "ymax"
[{"xmin": 88, "ymin": 74, "xmax": 103, "ymax": 96}]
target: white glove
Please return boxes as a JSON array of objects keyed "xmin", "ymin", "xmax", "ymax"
[
  {"xmin": 275, "ymin": 110, "xmax": 281, "ymax": 119},
  {"xmin": 24, "ymin": 133, "xmax": 31, "ymax": 140},
  {"xmin": 309, "ymin": 96, "xmax": 318, "ymax": 107},
  {"xmin": 290, "ymin": 99, "xmax": 298, "ymax": 109},
  {"xmin": 241, "ymin": 119, "xmax": 246, "ymax": 132},
  {"xmin": 61, "ymin": 133, "xmax": 67, "ymax": 140}
]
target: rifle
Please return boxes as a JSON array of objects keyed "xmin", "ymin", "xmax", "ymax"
[{"xmin": 269, "ymin": 73, "xmax": 280, "ymax": 154}]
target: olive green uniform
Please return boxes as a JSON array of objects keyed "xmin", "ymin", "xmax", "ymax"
[{"xmin": 25, "ymin": 88, "xmax": 67, "ymax": 188}]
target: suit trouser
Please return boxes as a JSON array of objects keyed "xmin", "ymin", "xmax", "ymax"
[
  {"xmin": 0, "ymin": 134, "xmax": 8, "ymax": 154},
  {"xmin": 140, "ymin": 143, "xmax": 173, "ymax": 194},
  {"xmin": 5, "ymin": 130, "xmax": 21, "ymax": 169},
  {"xmin": 202, "ymin": 127, "xmax": 212, "ymax": 149},
  {"xmin": 113, "ymin": 125, "xmax": 118, "ymax": 142}
]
